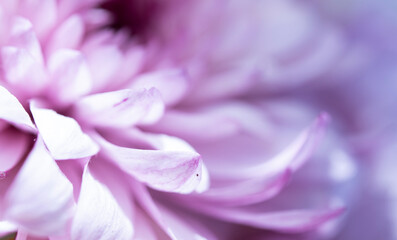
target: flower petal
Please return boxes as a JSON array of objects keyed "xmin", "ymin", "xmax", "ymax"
[
  {"xmin": 0, "ymin": 86, "xmax": 36, "ymax": 132},
  {"xmin": 47, "ymin": 15, "xmax": 84, "ymax": 54},
  {"xmin": 130, "ymin": 69, "xmax": 189, "ymax": 106},
  {"xmin": 230, "ymin": 113, "xmax": 329, "ymax": 179},
  {"xmin": 112, "ymin": 130, "xmax": 211, "ymax": 193},
  {"xmin": 74, "ymin": 88, "xmax": 165, "ymax": 128},
  {"xmin": 8, "ymin": 17, "xmax": 43, "ymax": 65},
  {"xmin": 47, "ymin": 49, "xmax": 93, "ymax": 104},
  {"xmin": 133, "ymin": 182, "xmax": 215, "ymax": 240},
  {"xmin": 71, "ymin": 167, "xmax": 134, "ymax": 240},
  {"xmin": 1, "ymin": 46, "xmax": 47, "ymax": 94},
  {"xmin": 83, "ymin": 45, "xmax": 123, "ymax": 92},
  {"xmin": 95, "ymin": 135, "xmax": 202, "ymax": 193},
  {"xmin": 3, "ymin": 137, "xmax": 75, "ymax": 237},
  {"xmin": 195, "ymin": 204, "xmax": 345, "ymax": 233},
  {"xmin": 198, "ymin": 170, "xmax": 291, "ymax": 206},
  {"xmin": 0, "ymin": 127, "xmax": 30, "ymax": 172},
  {"xmin": 30, "ymin": 103, "xmax": 99, "ymax": 160}
]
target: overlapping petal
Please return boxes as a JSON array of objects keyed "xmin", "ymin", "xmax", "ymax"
[
  {"xmin": 0, "ymin": 127, "xmax": 30, "ymax": 172},
  {"xmin": 74, "ymin": 88, "xmax": 165, "ymax": 128},
  {"xmin": 71, "ymin": 166, "xmax": 134, "ymax": 240},
  {"xmin": 95, "ymin": 134, "xmax": 202, "ymax": 193},
  {"xmin": 3, "ymin": 137, "xmax": 75, "ymax": 237},
  {"xmin": 30, "ymin": 103, "xmax": 99, "ymax": 160},
  {"xmin": 0, "ymin": 86, "xmax": 36, "ymax": 132}
]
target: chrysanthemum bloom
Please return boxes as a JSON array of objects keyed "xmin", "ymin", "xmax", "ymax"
[{"xmin": 0, "ymin": 0, "xmax": 395, "ymax": 239}]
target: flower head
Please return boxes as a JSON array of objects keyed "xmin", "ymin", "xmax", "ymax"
[{"xmin": 0, "ymin": 0, "xmax": 396, "ymax": 239}]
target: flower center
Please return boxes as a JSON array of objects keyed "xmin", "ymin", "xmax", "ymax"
[{"xmin": 100, "ymin": 0, "xmax": 162, "ymax": 41}]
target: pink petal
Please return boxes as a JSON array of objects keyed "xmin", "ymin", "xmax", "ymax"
[
  {"xmin": 20, "ymin": 0, "xmax": 57, "ymax": 40},
  {"xmin": 226, "ymin": 113, "xmax": 329, "ymax": 179},
  {"xmin": 87, "ymin": 156, "xmax": 135, "ymax": 221},
  {"xmin": 185, "ymin": 66, "xmax": 259, "ymax": 104},
  {"xmin": 132, "ymin": 206, "xmax": 165, "ymax": 240},
  {"xmin": 81, "ymin": 9, "xmax": 112, "ymax": 31},
  {"xmin": 30, "ymin": 103, "xmax": 99, "ymax": 160},
  {"xmin": 148, "ymin": 109, "xmax": 240, "ymax": 142},
  {"xmin": 47, "ymin": 49, "xmax": 93, "ymax": 104},
  {"xmin": 0, "ymin": 127, "xmax": 30, "ymax": 172},
  {"xmin": 104, "ymin": 130, "xmax": 211, "ymax": 193},
  {"xmin": 156, "ymin": 205, "xmax": 217, "ymax": 240},
  {"xmin": 0, "ymin": 86, "xmax": 36, "ymax": 132},
  {"xmin": 46, "ymin": 15, "xmax": 84, "ymax": 54},
  {"xmin": 3, "ymin": 137, "xmax": 75, "ymax": 237},
  {"xmin": 198, "ymin": 170, "xmax": 291, "ymax": 206},
  {"xmin": 1, "ymin": 46, "xmax": 47, "ymax": 94},
  {"xmin": 133, "ymin": 182, "xmax": 215, "ymax": 240},
  {"xmin": 196, "ymin": 205, "xmax": 346, "ymax": 233},
  {"xmin": 71, "ymin": 167, "xmax": 134, "ymax": 240},
  {"xmin": 8, "ymin": 17, "xmax": 43, "ymax": 65},
  {"xmin": 130, "ymin": 69, "xmax": 189, "ymax": 106},
  {"xmin": 73, "ymin": 88, "xmax": 165, "ymax": 128},
  {"xmin": 95, "ymin": 135, "xmax": 202, "ymax": 193},
  {"xmin": 83, "ymin": 45, "xmax": 123, "ymax": 92}
]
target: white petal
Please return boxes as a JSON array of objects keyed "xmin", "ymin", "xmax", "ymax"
[
  {"xmin": 4, "ymin": 138, "xmax": 75, "ymax": 237},
  {"xmin": 0, "ymin": 86, "xmax": 36, "ymax": 132},
  {"xmin": 31, "ymin": 103, "xmax": 99, "ymax": 160},
  {"xmin": 71, "ymin": 167, "xmax": 134, "ymax": 240},
  {"xmin": 95, "ymin": 135, "xmax": 202, "ymax": 193}
]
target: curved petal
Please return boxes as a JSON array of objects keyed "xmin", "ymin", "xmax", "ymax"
[
  {"xmin": 0, "ymin": 86, "xmax": 36, "ymax": 133},
  {"xmin": 148, "ymin": 101, "xmax": 272, "ymax": 142},
  {"xmin": 30, "ymin": 103, "xmax": 99, "ymax": 160},
  {"xmin": 47, "ymin": 15, "xmax": 84, "ymax": 54},
  {"xmin": 130, "ymin": 69, "xmax": 189, "ymax": 106},
  {"xmin": 108, "ymin": 130, "xmax": 210, "ymax": 193},
  {"xmin": 183, "ymin": 198, "xmax": 345, "ymax": 233},
  {"xmin": 73, "ymin": 88, "xmax": 165, "ymax": 128},
  {"xmin": 133, "ymin": 182, "xmax": 215, "ymax": 240},
  {"xmin": 71, "ymin": 167, "xmax": 133, "ymax": 240},
  {"xmin": 0, "ymin": 127, "xmax": 30, "ymax": 172},
  {"xmin": 1, "ymin": 46, "xmax": 47, "ymax": 94},
  {"xmin": 47, "ymin": 49, "xmax": 92, "ymax": 104},
  {"xmin": 8, "ymin": 17, "xmax": 43, "ymax": 65},
  {"xmin": 3, "ymin": 137, "xmax": 75, "ymax": 237},
  {"xmin": 198, "ymin": 170, "xmax": 291, "ymax": 206},
  {"xmin": 83, "ymin": 45, "xmax": 123, "ymax": 92},
  {"xmin": 208, "ymin": 113, "xmax": 329, "ymax": 180},
  {"xmin": 95, "ymin": 134, "xmax": 202, "ymax": 193}
]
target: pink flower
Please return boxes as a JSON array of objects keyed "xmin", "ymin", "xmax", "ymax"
[{"xmin": 0, "ymin": 0, "xmax": 396, "ymax": 239}]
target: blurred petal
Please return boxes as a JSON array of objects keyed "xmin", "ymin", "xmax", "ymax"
[
  {"xmin": 48, "ymin": 49, "xmax": 92, "ymax": 104},
  {"xmin": 130, "ymin": 69, "xmax": 189, "ymax": 106},
  {"xmin": 199, "ymin": 170, "xmax": 291, "ymax": 206},
  {"xmin": 47, "ymin": 15, "xmax": 84, "ymax": 54},
  {"xmin": 193, "ymin": 203, "xmax": 345, "ymax": 233},
  {"xmin": 84, "ymin": 45, "xmax": 123, "ymax": 91},
  {"xmin": 71, "ymin": 166, "xmax": 133, "ymax": 240},
  {"xmin": 74, "ymin": 88, "xmax": 165, "ymax": 128},
  {"xmin": 30, "ymin": 103, "xmax": 99, "ymax": 160},
  {"xmin": 1, "ymin": 46, "xmax": 47, "ymax": 93},
  {"xmin": 3, "ymin": 137, "xmax": 75, "ymax": 237}
]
